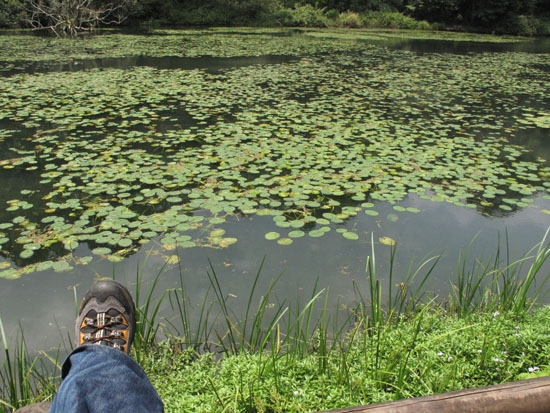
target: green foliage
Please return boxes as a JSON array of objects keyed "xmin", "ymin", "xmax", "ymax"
[
  {"xmin": 465, "ymin": 0, "xmax": 537, "ymax": 26},
  {"xmin": 405, "ymin": 0, "xmax": 461, "ymax": 23},
  {"xmin": 140, "ymin": 232, "xmax": 550, "ymax": 410},
  {"xmin": 1, "ymin": 0, "xmax": 549, "ymax": 34},
  {"xmin": 0, "ymin": 28, "xmax": 548, "ymax": 278},
  {"xmin": 0, "ymin": 0, "xmax": 25, "ymax": 27},
  {"xmin": 132, "ymin": 263, "xmax": 167, "ymax": 364},
  {"xmin": 266, "ymin": 8, "xmax": 298, "ymax": 26},
  {"xmin": 503, "ymin": 15, "xmax": 542, "ymax": 36},
  {"xmin": 3, "ymin": 230, "xmax": 550, "ymax": 411},
  {"xmin": 124, "ymin": 0, "xmax": 549, "ymax": 35},
  {"xmin": 269, "ymin": 6, "xmax": 429, "ymax": 29},
  {"xmin": 450, "ymin": 229, "xmax": 550, "ymax": 317},
  {"xmin": 535, "ymin": 17, "xmax": 550, "ymax": 35},
  {"xmin": 297, "ymin": 0, "xmax": 403, "ymax": 13},
  {"xmin": 141, "ymin": 307, "xmax": 550, "ymax": 411},
  {"xmin": 0, "ymin": 319, "xmax": 61, "ymax": 412},
  {"xmin": 402, "ymin": 0, "xmax": 549, "ymax": 34},
  {"xmin": 129, "ymin": 0, "xmax": 280, "ymax": 26},
  {"xmin": 278, "ymin": 4, "xmax": 331, "ymax": 27},
  {"xmin": 361, "ymin": 10, "xmax": 432, "ymax": 28},
  {"xmin": 338, "ymin": 11, "xmax": 363, "ymax": 27}
]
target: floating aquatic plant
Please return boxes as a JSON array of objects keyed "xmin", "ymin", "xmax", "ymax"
[{"xmin": 0, "ymin": 29, "xmax": 549, "ymax": 278}]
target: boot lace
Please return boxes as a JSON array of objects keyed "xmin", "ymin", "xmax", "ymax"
[{"xmin": 80, "ymin": 312, "xmax": 129, "ymax": 351}]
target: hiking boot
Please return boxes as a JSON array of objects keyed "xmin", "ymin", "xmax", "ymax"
[{"xmin": 75, "ymin": 280, "xmax": 136, "ymax": 353}]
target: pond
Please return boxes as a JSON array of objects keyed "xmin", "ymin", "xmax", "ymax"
[{"xmin": 0, "ymin": 28, "xmax": 549, "ymax": 353}]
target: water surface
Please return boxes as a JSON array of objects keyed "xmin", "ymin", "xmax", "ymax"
[{"xmin": 0, "ymin": 29, "xmax": 548, "ymax": 353}]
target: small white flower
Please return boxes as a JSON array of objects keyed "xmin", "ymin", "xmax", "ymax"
[
  {"xmin": 437, "ymin": 352, "xmax": 444, "ymax": 357},
  {"xmin": 528, "ymin": 367, "xmax": 540, "ymax": 373},
  {"xmin": 515, "ymin": 326, "xmax": 520, "ymax": 330},
  {"xmin": 515, "ymin": 333, "xmax": 521, "ymax": 337},
  {"xmin": 293, "ymin": 391, "xmax": 299, "ymax": 396},
  {"xmin": 447, "ymin": 356, "xmax": 453, "ymax": 361},
  {"xmin": 477, "ymin": 349, "xmax": 482, "ymax": 353},
  {"xmin": 493, "ymin": 311, "xmax": 500, "ymax": 317}
]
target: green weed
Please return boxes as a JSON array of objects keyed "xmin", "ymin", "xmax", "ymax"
[
  {"xmin": 0, "ymin": 319, "xmax": 60, "ymax": 412},
  {"xmin": 2, "ymin": 229, "xmax": 550, "ymax": 411}
]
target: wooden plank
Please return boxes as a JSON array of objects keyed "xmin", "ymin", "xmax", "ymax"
[{"xmin": 321, "ymin": 377, "xmax": 550, "ymax": 413}]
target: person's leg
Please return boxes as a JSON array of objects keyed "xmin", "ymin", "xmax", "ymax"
[
  {"xmin": 48, "ymin": 279, "xmax": 163, "ymax": 413},
  {"xmin": 49, "ymin": 344, "xmax": 163, "ymax": 413}
]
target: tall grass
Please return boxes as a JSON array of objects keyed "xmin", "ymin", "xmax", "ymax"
[
  {"xmin": 449, "ymin": 227, "xmax": 550, "ymax": 317},
  {"xmin": 2, "ymin": 229, "xmax": 549, "ymax": 410},
  {"xmin": 0, "ymin": 319, "xmax": 61, "ymax": 412},
  {"xmin": 166, "ymin": 256, "xmax": 329, "ymax": 357},
  {"xmin": 132, "ymin": 261, "xmax": 168, "ymax": 364},
  {"xmin": 355, "ymin": 233, "xmax": 439, "ymax": 330}
]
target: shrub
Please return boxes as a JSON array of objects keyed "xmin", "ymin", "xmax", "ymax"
[
  {"xmin": 361, "ymin": 11, "xmax": 432, "ymax": 29},
  {"xmin": 325, "ymin": 9, "xmax": 339, "ymax": 20},
  {"xmin": 503, "ymin": 15, "xmax": 539, "ymax": 36},
  {"xmin": 339, "ymin": 11, "xmax": 362, "ymax": 28},
  {"xmin": 405, "ymin": 0, "xmax": 461, "ymax": 24},
  {"xmin": 0, "ymin": 0, "xmax": 26, "ymax": 27},
  {"xmin": 131, "ymin": 0, "xmax": 278, "ymax": 27},
  {"xmin": 535, "ymin": 17, "xmax": 550, "ymax": 35},
  {"xmin": 285, "ymin": 4, "xmax": 330, "ymax": 27},
  {"xmin": 266, "ymin": 8, "xmax": 296, "ymax": 26}
]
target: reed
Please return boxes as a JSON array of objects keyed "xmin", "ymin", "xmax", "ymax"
[
  {"xmin": 0, "ymin": 319, "xmax": 60, "ymax": 412},
  {"xmin": 449, "ymin": 227, "xmax": 550, "ymax": 317},
  {"xmin": 132, "ymin": 260, "xmax": 168, "ymax": 364},
  {"xmin": 2, "ymin": 229, "xmax": 549, "ymax": 411}
]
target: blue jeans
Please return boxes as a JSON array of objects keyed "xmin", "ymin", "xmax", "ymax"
[{"xmin": 49, "ymin": 345, "xmax": 164, "ymax": 413}]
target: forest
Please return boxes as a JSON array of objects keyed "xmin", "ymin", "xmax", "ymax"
[{"xmin": 1, "ymin": 0, "xmax": 550, "ymax": 35}]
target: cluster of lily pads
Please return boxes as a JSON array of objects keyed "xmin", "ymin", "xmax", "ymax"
[{"xmin": 0, "ymin": 29, "xmax": 549, "ymax": 279}]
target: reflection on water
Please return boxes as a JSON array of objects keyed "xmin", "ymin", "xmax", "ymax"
[
  {"xmin": 369, "ymin": 37, "xmax": 550, "ymax": 55},
  {"xmin": 0, "ymin": 55, "xmax": 300, "ymax": 77},
  {"xmin": 1, "ymin": 194, "xmax": 549, "ymax": 355}
]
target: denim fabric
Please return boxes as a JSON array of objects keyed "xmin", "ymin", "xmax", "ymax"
[{"xmin": 49, "ymin": 345, "xmax": 164, "ymax": 413}]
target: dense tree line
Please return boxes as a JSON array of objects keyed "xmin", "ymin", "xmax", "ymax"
[
  {"xmin": 1, "ymin": 0, "xmax": 549, "ymax": 35},
  {"xmin": 288, "ymin": 0, "xmax": 550, "ymax": 29}
]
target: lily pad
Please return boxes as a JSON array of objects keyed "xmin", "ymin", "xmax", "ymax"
[
  {"xmin": 342, "ymin": 232, "xmax": 359, "ymax": 240},
  {"xmin": 210, "ymin": 229, "xmax": 226, "ymax": 238},
  {"xmin": 379, "ymin": 236, "xmax": 396, "ymax": 246},
  {"xmin": 36, "ymin": 261, "xmax": 54, "ymax": 271},
  {"xmin": 277, "ymin": 238, "xmax": 293, "ymax": 246},
  {"xmin": 218, "ymin": 237, "xmax": 238, "ymax": 248},
  {"xmin": 53, "ymin": 261, "xmax": 71, "ymax": 272},
  {"xmin": 0, "ymin": 268, "xmax": 18, "ymax": 279},
  {"xmin": 309, "ymin": 230, "xmax": 325, "ymax": 238},
  {"xmin": 92, "ymin": 247, "xmax": 112, "ymax": 255},
  {"xmin": 0, "ymin": 29, "xmax": 549, "ymax": 277},
  {"xmin": 288, "ymin": 230, "xmax": 305, "ymax": 238},
  {"xmin": 118, "ymin": 238, "xmax": 132, "ymax": 248},
  {"xmin": 20, "ymin": 250, "xmax": 34, "ymax": 259},
  {"xmin": 265, "ymin": 232, "xmax": 280, "ymax": 240}
]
